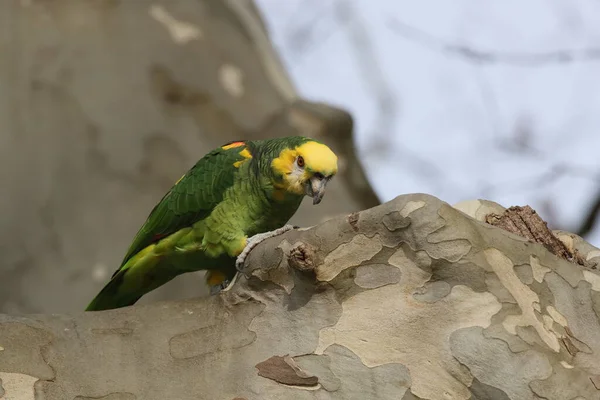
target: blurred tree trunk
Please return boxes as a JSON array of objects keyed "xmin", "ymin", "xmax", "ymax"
[{"xmin": 0, "ymin": 0, "xmax": 378, "ymax": 314}]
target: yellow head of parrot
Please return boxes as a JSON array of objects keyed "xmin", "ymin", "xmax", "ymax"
[{"xmin": 271, "ymin": 140, "xmax": 338, "ymax": 204}]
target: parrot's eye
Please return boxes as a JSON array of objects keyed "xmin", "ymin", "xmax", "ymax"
[{"xmin": 297, "ymin": 156, "xmax": 305, "ymax": 168}]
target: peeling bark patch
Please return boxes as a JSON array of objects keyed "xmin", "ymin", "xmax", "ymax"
[
  {"xmin": 593, "ymin": 291, "xmax": 600, "ymax": 321},
  {"xmin": 514, "ymin": 264, "xmax": 534, "ymax": 284},
  {"xmin": 412, "ymin": 281, "xmax": 451, "ymax": 303},
  {"xmin": 530, "ymin": 256, "xmax": 550, "ymax": 283},
  {"xmin": 0, "ymin": 372, "xmax": 38, "ymax": 400},
  {"xmin": 0, "ymin": 323, "xmax": 54, "ymax": 380},
  {"xmin": 170, "ymin": 324, "xmax": 256, "ymax": 359},
  {"xmin": 382, "ymin": 212, "xmax": 410, "ymax": 232},
  {"xmin": 545, "ymin": 305, "xmax": 568, "ymax": 327},
  {"xmin": 347, "ymin": 212, "xmax": 360, "ymax": 232},
  {"xmin": 591, "ymin": 375, "xmax": 600, "ymax": 390},
  {"xmin": 432, "ymin": 260, "xmax": 488, "ymax": 293},
  {"xmin": 562, "ymin": 336, "xmax": 579, "ymax": 356},
  {"xmin": 255, "ymin": 355, "xmax": 318, "ymax": 386},
  {"xmin": 555, "ymin": 232, "xmax": 576, "ymax": 254},
  {"xmin": 485, "ymin": 322, "xmax": 531, "ymax": 353},
  {"xmin": 247, "ymin": 276, "xmax": 342, "ymax": 362},
  {"xmin": 316, "ymin": 247, "xmax": 501, "ymax": 400},
  {"xmin": 400, "ymin": 200, "xmax": 426, "ymax": 217},
  {"xmin": 317, "ymin": 234, "xmax": 382, "ymax": 281},
  {"xmin": 427, "ymin": 239, "xmax": 472, "ymax": 263},
  {"xmin": 169, "ymin": 302, "xmax": 261, "ymax": 359},
  {"xmin": 453, "ymin": 199, "xmax": 484, "ymax": 219},
  {"xmin": 402, "ymin": 391, "xmax": 424, "ymax": 400},
  {"xmin": 315, "ymin": 345, "xmax": 411, "ymax": 398},
  {"xmin": 485, "ymin": 279, "xmax": 520, "ymax": 304},
  {"xmin": 293, "ymin": 354, "xmax": 341, "ymax": 391},
  {"xmin": 587, "ymin": 250, "xmax": 600, "ymax": 261},
  {"xmin": 468, "ymin": 377, "xmax": 511, "ymax": 400},
  {"xmin": 354, "ymin": 264, "xmax": 402, "ymax": 289},
  {"xmin": 450, "ymin": 327, "xmax": 552, "ymax": 400},
  {"xmin": 453, "ymin": 199, "xmax": 506, "ymax": 222},
  {"xmin": 484, "ymin": 248, "xmax": 561, "ymax": 352},
  {"xmin": 560, "ymin": 360, "xmax": 574, "ymax": 369},
  {"xmin": 250, "ymin": 240, "xmax": 294, "ymax": 293},
  {"xmin": 583, "ymin": 270, "xmax": 600, "ymax": 291},
  {"xmin": 530, "ymin": 363, "xmax": 600, "ymax": 399},
  {"xmin": 564, "ymin": 327, "xmax": 593, "ymax": 353},
  {"xmin": 545, "ymin": 273, "xmax": 600, "ymax": 363}
]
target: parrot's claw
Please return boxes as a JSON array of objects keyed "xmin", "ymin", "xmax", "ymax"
[
  {"xmin": 209, "ymin": 281, "xmax": 229, "ymax": 295},
  {"xmin": 235, "ymin": 224, "xmax": 297, "ymax": 274}
]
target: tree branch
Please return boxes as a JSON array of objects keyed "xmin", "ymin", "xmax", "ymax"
[{"xmin": 2, "ymin": 194, "xmax": 599, "ymax": 399}]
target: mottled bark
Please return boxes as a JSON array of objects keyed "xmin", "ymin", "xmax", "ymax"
[
  {"xmin": 0, "ymin": 0, "xmax": 378, "ymax": 314},
  {"xmin": 1, "ymin": 194, "xmax": 599, "ymax": 399}
]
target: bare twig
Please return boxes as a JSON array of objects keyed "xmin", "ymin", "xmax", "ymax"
[
  {"xmin": 282, "ymin": 1, "xmax": 344, "ymax": 69},
  {"xmin": 387, "ymin": 18, "xmax": 600, "ymax": 66},
  {"xmin": 479, "ymin": 163, "xmax": 600, "ymax": 197},
  {"xmin": 576, "ymin": 191, "xmax": 600, "ymax": 238},
  {"xmin": 284, "ymin": 0, "xmax": 335, "ymax": 56},
  {"xmin": 335, "ymin": 1, "xmax": 469, "ymax": 193},
  {"xmin": 335, "ymin": 0, "xmax": 399, "ymax": 160}
]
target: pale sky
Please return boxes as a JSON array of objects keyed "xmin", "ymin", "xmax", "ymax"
[{"xmin": 256, "ymin": 0, "xmax": 600, "ymax": 245}]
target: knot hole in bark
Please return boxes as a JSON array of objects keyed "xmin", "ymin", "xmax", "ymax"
[{"xmin": 288, "ymin": 243, "xmax": 317, "ymax": 274}]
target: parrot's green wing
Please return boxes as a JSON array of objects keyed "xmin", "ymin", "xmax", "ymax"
[{"xmin": 114, "ymin": 141, "xmax": 251, "ymax": 278}]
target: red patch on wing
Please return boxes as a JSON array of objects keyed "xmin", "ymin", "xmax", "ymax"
[
  {"xmin": 153, "ymin": 233, "xmax": 167, "ymax": 242},
  {"xmin": 221, "ymin": 141, "xmax": 246, "ymax": 150}
]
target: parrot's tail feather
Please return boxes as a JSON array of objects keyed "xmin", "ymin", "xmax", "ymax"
[
  {"xmin": 85, "ymin": 270, "xmax": 142, "ymax": 311},
  {"xmin": 85, "ymin": 254, "xmax": 182, "ymax": 311}
]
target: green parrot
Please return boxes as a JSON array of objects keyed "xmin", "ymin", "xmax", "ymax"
[{"xmin": 85, "ymin": 136, "xmax": 338, "ymax": 311}]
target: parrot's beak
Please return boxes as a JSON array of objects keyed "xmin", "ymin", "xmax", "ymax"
[{"xmin": 306, "ymin": 174, "xmax": 330, "ymax": 205}]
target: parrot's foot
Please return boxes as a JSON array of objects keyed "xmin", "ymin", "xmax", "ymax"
[
  {"xmin": 235, "ymin": 224, "xmax": 298, "ymax": 274},
  {"xmin": 206, "ymin": 270, "xmax": 231, "ymax": 296},
  {"xmin": 209, "ymin": 280, "xmax": 230, "ymax": 295}
]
